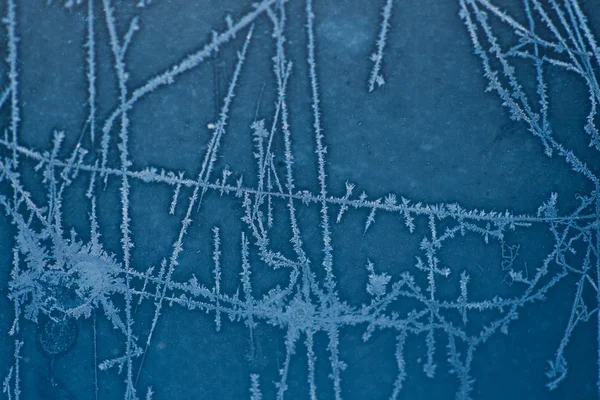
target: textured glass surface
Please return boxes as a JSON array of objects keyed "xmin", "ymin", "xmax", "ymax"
[{"xmin": 0, "ymin": 0, "xmax": 599, "ymax": 399}]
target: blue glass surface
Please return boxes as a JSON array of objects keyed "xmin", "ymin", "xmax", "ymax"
[{"xmin": 0, "ymin": 0, "xmax": 599, "ymax": 399}]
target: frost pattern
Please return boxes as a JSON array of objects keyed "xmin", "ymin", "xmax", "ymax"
[{"xmin": 0, "ymin": 0, "xmax": 599, "ymax": 399}]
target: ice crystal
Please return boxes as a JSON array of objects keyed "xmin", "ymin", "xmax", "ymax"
[{"xmin": 0, "ymin": 0, "xmax": 599, "ymax": 399}]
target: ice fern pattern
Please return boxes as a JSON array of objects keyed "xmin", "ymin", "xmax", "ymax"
[{"xmin": 0, "ymin": 0, "xmax": 599, "ymax": 399}]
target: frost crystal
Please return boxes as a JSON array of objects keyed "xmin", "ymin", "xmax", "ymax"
[{"xmin": 0, "ymin": 0, "xmax": 599, "ymax": 399}]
